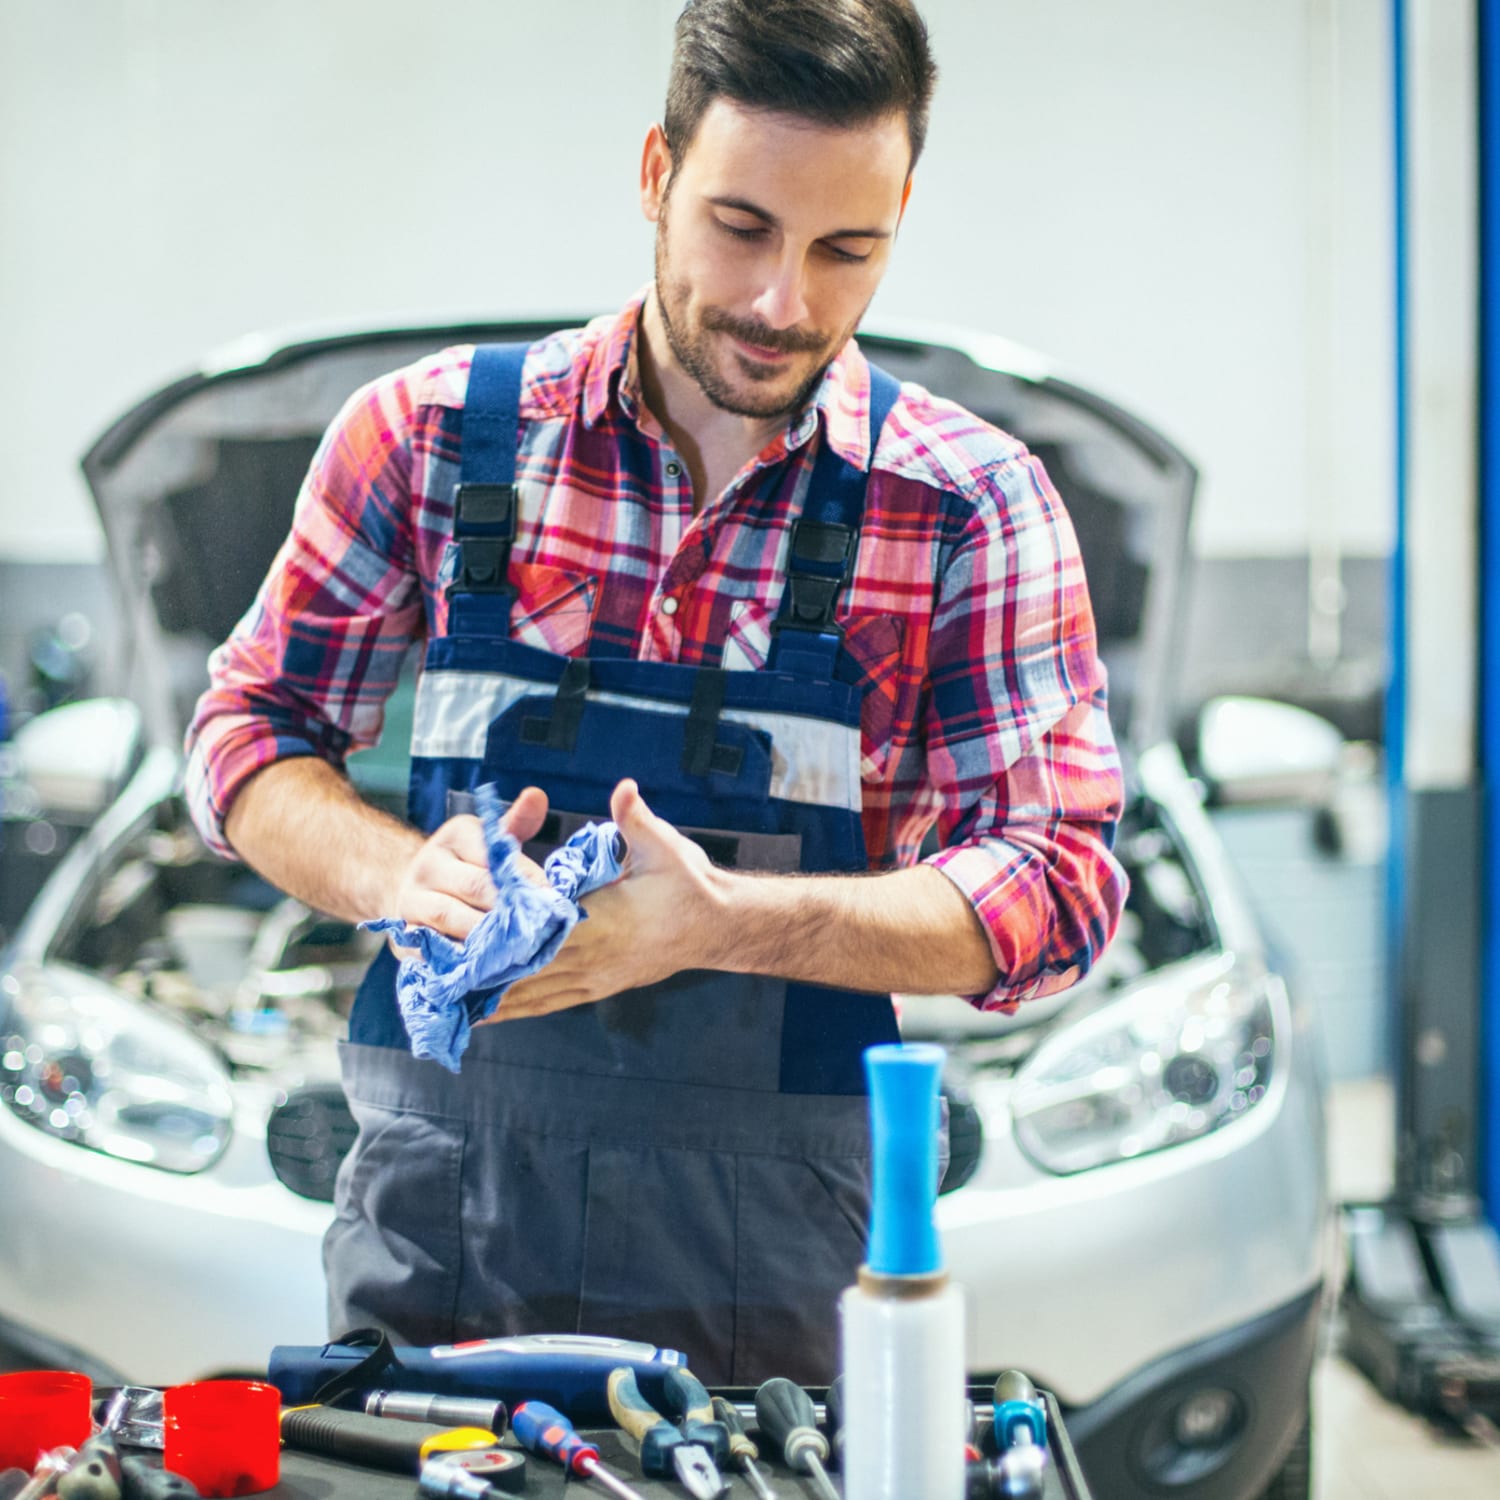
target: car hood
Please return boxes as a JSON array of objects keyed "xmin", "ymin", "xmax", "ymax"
[{"xmin": 81, "ymin": 316, "xmax": 1196, "ymax": 752}]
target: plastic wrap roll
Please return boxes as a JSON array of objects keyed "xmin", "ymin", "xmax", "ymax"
[{"xmin": 839, "ymin": 1273, "xmax": 966, "ymax": 1500}]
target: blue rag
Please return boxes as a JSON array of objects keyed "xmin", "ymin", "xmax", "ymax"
[{"xmin": 365, "ymin": 786, "xmax": 625, "ymax": 1071}]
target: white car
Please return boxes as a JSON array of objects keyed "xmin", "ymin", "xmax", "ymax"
[{"xmin": 0, "ymin": 319, "xmax": 1329, "ymax": 1500}]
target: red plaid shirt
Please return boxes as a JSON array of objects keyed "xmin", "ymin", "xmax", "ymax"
[{"xmin": 186, "ymin": 296, "xmax": 1127, "ymax": 1008}]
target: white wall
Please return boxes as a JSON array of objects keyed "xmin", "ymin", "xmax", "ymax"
[{"xmin": 0, "ymin": 0, "xmax": 1392, "ymax": 563}]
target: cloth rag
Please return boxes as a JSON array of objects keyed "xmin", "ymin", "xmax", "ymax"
[{"xmin": 365, "ymin": 786, "xmax": 625, "ymax": 1070}]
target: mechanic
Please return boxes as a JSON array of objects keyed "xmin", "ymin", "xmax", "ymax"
[{"xmin": 184, "ymin": 0, "xmax": 1127, "ymax": 1385}]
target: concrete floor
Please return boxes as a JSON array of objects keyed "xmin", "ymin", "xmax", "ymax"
[{"xmin": 1315, "ymin": 1076, "xmax": 1500, "ymax": 1498}]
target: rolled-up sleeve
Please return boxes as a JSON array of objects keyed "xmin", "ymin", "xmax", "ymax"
[
  {"xmin": 184, "ymin": 373, "xmax": 425, "ymax": 857},
  {"xmin": 922, "ymin": 451, "xmax": 1128, "ymax": 1010}
]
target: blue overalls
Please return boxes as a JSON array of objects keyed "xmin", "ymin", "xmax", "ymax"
[{"xmin": 325, "ymin": 343, "xmax": 905, "ymax": 1384}]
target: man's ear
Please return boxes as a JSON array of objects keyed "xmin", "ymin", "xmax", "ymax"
[{"xmin": 640, "ymin": 123, "xmax": 674, "ymax": 223}]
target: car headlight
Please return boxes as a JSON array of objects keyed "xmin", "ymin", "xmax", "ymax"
[
  {"xmin": 0, "ymin": 962, "xmax": 234, "ymax": 1173},
  {"xmin": 1010, "ymin": 954, "xmax": 1281, "ymax": 1175}
]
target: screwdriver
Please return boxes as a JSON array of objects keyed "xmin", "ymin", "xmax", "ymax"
[
  {"xmin": 607, "ymin": 1368, "xmax": 724, "ymax": 1499},
  {"xmin": 710, "ymin": 1397, "xmax": 776, "ymax": 1500},
  {"xmin": 512, "ymin": 1401, "xmax": 646, "ymax": 1500},
  {"xmin": 753, "ymin": 1378, "xmax": 839, "ymax": 1500}
]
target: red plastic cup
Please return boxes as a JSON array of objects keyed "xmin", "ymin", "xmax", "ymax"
[
  {"xmin": 163, "ymin": 1379, "xmax": 280, "ymax": 1497},
  {"xmin": 0, "ymin": 1368, "xmax": 92, "ymax": 1468}
]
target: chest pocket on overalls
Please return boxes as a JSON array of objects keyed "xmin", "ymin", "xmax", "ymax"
[{"xmin": 723, "ymin": 600, "xmax": 905, "ymax": 783}]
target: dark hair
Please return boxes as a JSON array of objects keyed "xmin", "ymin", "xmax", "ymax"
[{"xmin": 664, "ymin": 0, "xmax": 937, "ymax": 170}]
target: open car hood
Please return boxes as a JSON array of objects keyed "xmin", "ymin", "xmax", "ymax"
[{"xmin": 81, "ymin": 316, "xmax": 1196, "ymax": 752}]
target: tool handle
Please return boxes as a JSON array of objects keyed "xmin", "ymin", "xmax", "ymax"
[
  {"xmin": 662, "ymin": 1369, "xmax": 729, "ymax": 1464},
  {"xmin": 711, "ymin": 1397, "xmax": 759, "ymax": 1464},
  {"xmin": 824, "ymin": 1375, "xmax": 845, "ymax": 1464},
  {"xmin": 511, "ymin": 1402, "xmax": 600, "ymax": 1476},
  {"xmin": 606, "ymin": 1368, "xmax": 680, "ymax": 1476},
  {"xmin": 754, "ymin": 1378, "xmax": 828, "ymax": 1470},
  {"xmin": 992, "ymin": 1370, "xmax": 1047, "ymax": 1451},
  {"xmin": 279, "ymin": 1407, "xmax": 497, "ymax": 1473},
  {"xmin": 118, "ymin": 1462, "xmax": 199, "ymax": 1500}
]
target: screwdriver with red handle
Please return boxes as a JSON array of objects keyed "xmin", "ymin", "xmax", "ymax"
[{"xmin": 511, "ymin": 1401, "xmax": 646, "ymax": 1500}]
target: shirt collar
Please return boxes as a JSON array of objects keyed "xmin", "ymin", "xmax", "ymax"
[{"xmin": 581, "ymin": 291, "xmax": 878, "ymax": 470}]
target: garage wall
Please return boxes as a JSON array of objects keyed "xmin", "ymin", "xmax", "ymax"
[{"xmin": 0, "ymin": 0, "xmax": 1392, "ymax": 567}]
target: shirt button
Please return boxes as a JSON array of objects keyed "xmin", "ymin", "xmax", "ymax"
[
  {"xmin": 660, "ymin": 596, "xmax": 679, "ymax": 616},
  {"xmin": 665, "ymin": 461, "xmax": 682, "ymax": 477}
]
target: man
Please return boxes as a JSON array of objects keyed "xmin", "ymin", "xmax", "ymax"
[{"xmin": 186, "ymin": 0, "xmax": 1126, "ymax": 1384}]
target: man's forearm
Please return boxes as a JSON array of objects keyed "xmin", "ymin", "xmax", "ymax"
[
  {"xmin": 223, "ymin": 756, "xmax": 421, "ymax": 923},
  {"xmin": 702, "ymin": 863, "xmax": 1001, "ymax": 997}
]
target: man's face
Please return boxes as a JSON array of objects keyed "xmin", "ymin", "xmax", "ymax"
[{"xmin": 642, "ymin": 99, "xmax": 912, "ymax": 420}]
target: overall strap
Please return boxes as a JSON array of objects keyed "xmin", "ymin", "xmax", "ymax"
[
  {"xmin": 446, "ymin": 342, "xmax": 531, "ymax": 639},
  {"xmin": 768, "ymin": 361, "xmax": 903, "ymax": 679}
]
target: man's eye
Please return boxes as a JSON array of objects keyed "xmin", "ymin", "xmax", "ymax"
[
  {"xmin": 718, "ymin": 220, "xmax": 766, "ymax": 240},
  {"xmin": 824, "ymin": 243, "xmax": 874, "ymax": 264}
]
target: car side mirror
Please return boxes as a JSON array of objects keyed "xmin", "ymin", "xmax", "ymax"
[
  {"xmin": 1193, "ymin": 695, "xmax": 1345, "ymax": 807},
  {"xmin": 10, "ymin": 698, "xmax": 145, "ymax": 820}
]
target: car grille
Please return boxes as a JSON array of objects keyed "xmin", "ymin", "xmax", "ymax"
[{"xmin": 267, "ymin": 1084, "xmax": 358, "ymax": 1201}]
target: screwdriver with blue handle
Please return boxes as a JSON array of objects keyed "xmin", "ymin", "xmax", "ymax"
[
  {"xmin": 607, "ymin": 1367, "xmax": 726, "ymax": 1498},
  {"xmin": 512, "ymin": 1400, "xmax": 645, "ymax": 1500}
]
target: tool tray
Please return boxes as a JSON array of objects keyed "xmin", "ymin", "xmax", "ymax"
[{"xmin": 120, "ymin": 1384, "xmax": 1095, "ymax": 1498}]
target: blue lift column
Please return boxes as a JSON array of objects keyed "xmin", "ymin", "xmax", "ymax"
[{"xmin": 1342, "ymin": 0, "xmax": 1500, "ymax": 1429}]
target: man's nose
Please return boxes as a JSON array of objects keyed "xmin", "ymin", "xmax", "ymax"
[{"xmin": 750, "ymin": 251, "xmax": 810, "ymax": 331}]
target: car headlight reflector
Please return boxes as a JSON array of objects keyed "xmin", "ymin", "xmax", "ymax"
[
  {"xmin": 0, "ymin": 962, "xmax": 234, "ymax": 1172},
  {"xmin": 1010, "ymin": 955, "xmax": 1280, "ymax": 1175}
]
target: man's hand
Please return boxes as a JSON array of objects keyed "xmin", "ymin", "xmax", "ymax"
[
  {"xmin": 389, "ymin": 786, "xmax": 550, "ymax": 943},
  {"xmin": 486, "ymin": 779, "xmax": 722, "ymax": 1021}
]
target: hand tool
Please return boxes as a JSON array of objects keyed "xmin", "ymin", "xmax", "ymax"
[
  {"xmin": 709, "ymin": 1398, "xmax": 775, "ymax": 1500},
  {"xmin": 0, "ymin": 1471, "xmax": 28, "ymax": 1500},
  {"xmin": 606, "ymin": 1368, "xmax": 724, "ymax": 1499},
  {"xmin": 511, "ymin": 1401, "xmax": 645, "ymax": 1500},
  {"xmin": 989, "ymin": 1373, "xmax": 1048, "ymax": 1500},
  {"xmin": 660, "ymin": 1369, "xmax": 729, "ymax": 1466},
  {"xmin": 278, "ymin": 1406, "xmax": 500, "ymax": 1473},
  {"xmin": 366, "ymin": 1391, "xmax": 509, "ymax": 1435},
  {"xmin": 98, "ymin": 1389, "xmax": 165, "ymax": 1451},
  {"xmin": 15, "ymin": 1450, "xmax": 76, "ymax": 1500},
  {"xmin": 270, "ymin": 1332, "xmax": 685, "ymax": 1421},
  {"xmin": 990, "ymin": 1372, "xmax": 1046, "ymax": 1453},
  {"xmin": 418, "ymin": 1450, "xmax": 528, "ymax": 1497},
  {"xmin": 824, "ymin": 1375, "xmax": 845, "ymax": 1468},
  {"xmin": 56, "ymin": 1433, "xmax": 122, "ymax": 1500},
  {"xmin": 752, "ymin": 1379, "xmax": 839, "ymax": 1500},
  {"xmin": 117, "ymin": 1462, "xmax": 198, "ymax": 1500}
]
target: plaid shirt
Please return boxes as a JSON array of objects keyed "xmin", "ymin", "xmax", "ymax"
[{"xmin": 186, "ymin": 296, "xmax": 1127, "ymax": 1009}]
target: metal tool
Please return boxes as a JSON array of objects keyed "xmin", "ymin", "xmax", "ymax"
[
  {"xmin": 279, "ymin": 1405, "xmax": 499, "ymax": 1473},
  {"xmin": 709, "ymin": 1397, "xmax": 775, "ymax": 1500},
  {"xmin": 752, "ymin": 1378, "xmax": 839, "ymax": 1500},
  {"xmin": 660, "ymin": 1369, "xmax": 729, "ymax": 1467},
  {"xmin": 606, "ymin": 1368, "xmax": 724, "ymax": 1499},
  {"xmin": 512, "ymin": 1401, "xmax": 645, "ymax": 1500},
  {"xmin": 15, "ymin": 1450, "xmax": 76, "ymax": 1500},
  {"xmin": 990, "ymin": 1372, "xmax": 1048, "ymax": 1500},
  {"xmin": 97, "ymin": 1388, "xmax": 164, "ymax": 1451},
  {"xmin": 366, "ymin": 1391, "xmax": 509, "ymax": 1436}
]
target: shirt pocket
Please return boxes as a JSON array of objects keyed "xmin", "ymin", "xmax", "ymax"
[
  {"xmin": 724, "ymin": 601, "xmax": 905, "ymax": 784},
  {"xmin": 508, "ymin": 561, "xmax": 598, "ymax": 657},
  {"xmin": 841, "ymin": 612, "xmax": 906, "ymax": 784}
]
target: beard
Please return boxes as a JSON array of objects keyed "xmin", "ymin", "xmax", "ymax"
[{"xmin": 652, "ymin": 192, "xmax": 859, "ymax": 420}]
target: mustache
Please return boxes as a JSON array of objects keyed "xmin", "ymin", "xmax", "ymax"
[{"xmin": 700, "ymin": 308, "xmax": 827, "ymax": 355}]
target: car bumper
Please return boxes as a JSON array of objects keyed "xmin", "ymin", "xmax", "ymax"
[{"xmin": 1063, "ymin": 1285, "xmax": 1323, "ymax": 1500}]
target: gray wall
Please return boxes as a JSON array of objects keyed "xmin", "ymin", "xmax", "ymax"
[{"xmin": 1, "ymin": 0, "xmax": 1394, "ymax": 575}]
